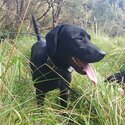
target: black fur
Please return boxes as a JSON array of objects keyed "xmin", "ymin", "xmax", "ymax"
[
  {"xmin": 30, "ymin": 15, "xmax": 105, "ymax": 108},
  {"xmin": 105, "ymin": 71, "xmax": 125, "ymax": 83}
]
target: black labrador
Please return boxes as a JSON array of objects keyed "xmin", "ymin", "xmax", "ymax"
[
  {"xmin": 105, "ymin": 71, "xmax": 125, "ymax": 83},
  {"xmin": 30, "ymin": 15, "xmax": 105, "ymax": 108}
]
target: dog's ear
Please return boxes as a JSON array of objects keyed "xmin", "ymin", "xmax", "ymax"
[{"xmin": 46, "ymin": 25, "xmax": 62, "ymax": 57}]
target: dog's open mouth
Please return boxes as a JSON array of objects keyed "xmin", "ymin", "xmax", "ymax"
[{"xmin": 69, "ymin": 57, "xmax": 97, "ymax": 84}]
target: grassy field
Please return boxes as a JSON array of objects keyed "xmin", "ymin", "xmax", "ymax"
[{"xmin": 0, "ymin": 33, "xmax": 125, "ymax": 125}]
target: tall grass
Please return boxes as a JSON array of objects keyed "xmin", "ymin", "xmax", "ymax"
[{"xmin": 0, "ymin": 33, "xmax": 125, "ymax": 125}]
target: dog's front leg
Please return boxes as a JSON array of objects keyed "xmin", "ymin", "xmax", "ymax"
[
  {"xmin": 36, "ymin": 89, "xmax": 46, "ymax": 107},
  {"xmin": 59, "ymin": 82, "xmax": 69, "ymax": 108}
]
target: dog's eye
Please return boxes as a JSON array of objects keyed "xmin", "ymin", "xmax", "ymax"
[{"xmin": 77, "ymin": 37, "xmax": 83, "ymax": 40}]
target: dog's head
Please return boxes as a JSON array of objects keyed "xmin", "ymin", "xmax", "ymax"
[{"xmin": 46, "ymin": 24, "xmax": 105, "ymax": 83}]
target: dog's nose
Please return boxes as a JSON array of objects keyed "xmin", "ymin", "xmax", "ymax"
[{"xmin": 99, "ymin": 50, "xmax": 106, "ymax": 59}]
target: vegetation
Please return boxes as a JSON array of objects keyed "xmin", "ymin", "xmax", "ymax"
[
  {"xmin": 0, "ymin": 33, "xmax": 125, "ymax": 125},
  {"xmin": 0, "ymin": 0, "xmax": 125, "ymax": 125},
  {"xmin": 0, "ymin": 0, "xmax": 125, "ymax": 36}
]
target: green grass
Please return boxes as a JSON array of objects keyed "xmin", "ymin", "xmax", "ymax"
[{"xmin": 0, "ymin": 33, "xmax": 125, "ymax": 125}]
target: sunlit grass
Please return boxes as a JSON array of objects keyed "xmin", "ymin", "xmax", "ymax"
[{"xmin": 0, "ymin": 33, "xmax": 125, "ymax": 125}]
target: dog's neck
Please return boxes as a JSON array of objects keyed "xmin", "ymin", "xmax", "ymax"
[
  {"xmin": 47, "ymin": 57, "xmax": 57, "ymax": 69},
  {"xmin": 47, "ymin": 57, "xmax": 74, "ymax": 73}
]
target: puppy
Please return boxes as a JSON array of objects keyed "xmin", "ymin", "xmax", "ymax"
[{"xmin": 30, "ymin": 15, "xmax": 105, "ymax": 108}]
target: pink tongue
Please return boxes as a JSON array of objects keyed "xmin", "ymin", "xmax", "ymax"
[{"xmin": 82, "ymin": 63, "xmax": 97, "ymax": 84}]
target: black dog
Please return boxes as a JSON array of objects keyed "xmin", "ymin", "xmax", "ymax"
[
  {"xmin": 30, "ymin": 15, "xmax": 105, "ymax": 108},
  {"xmin": 105, "ymin": 71, "xmax": 125, "ymax": 83}
]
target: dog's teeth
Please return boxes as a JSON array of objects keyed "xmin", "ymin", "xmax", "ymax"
[
  {"xmin": 72, "ymin": 57, "xmax": 81, "ymax": 67},
  {"xmin": 72, "ymin": 57, "xmax": 76, "ymax": 63}
]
